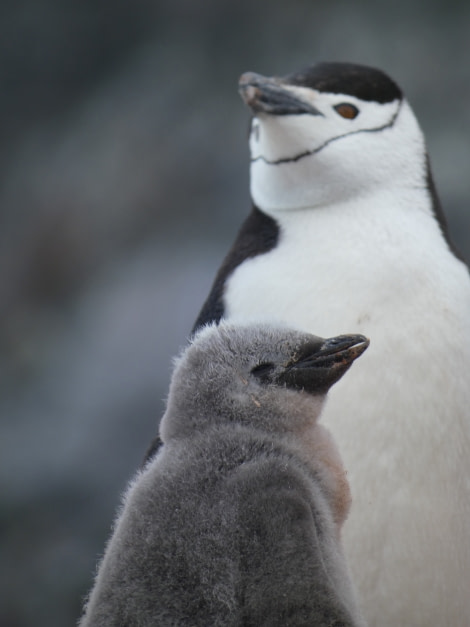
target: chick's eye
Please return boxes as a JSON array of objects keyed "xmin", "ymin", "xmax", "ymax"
[
  {"xmin": 334, "ymin": 103, "xmax": 359, "ymax": 119},
  {"xmin": 251, "ymin": 362, "xmax": 275, "ymax": 382}
]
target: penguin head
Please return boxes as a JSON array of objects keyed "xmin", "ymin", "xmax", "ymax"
[
  {"xmin": 160, "ymin": 322, "xmax": 369, "ymax": 441},
  {"xmin": 239, "ymin": 62, "xmax": 426, "ymax": 211}
]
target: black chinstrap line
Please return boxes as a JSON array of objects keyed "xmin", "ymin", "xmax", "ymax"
[{"xmin": 251, "ymin": 100, "xmax": 403, "ymax": 166}]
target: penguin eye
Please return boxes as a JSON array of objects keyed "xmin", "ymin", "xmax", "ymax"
[
  {"xmin": 334, "ymin": 103, "xmax": 359, "ymax": 119},
  {"xmin": 251, "ymin": 362, "xmax": 275, "ymax": 382}
]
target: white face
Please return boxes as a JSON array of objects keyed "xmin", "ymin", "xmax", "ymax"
[{"xmin": 248, "ymin": 85, "xmax": 426, "ymax": 212}]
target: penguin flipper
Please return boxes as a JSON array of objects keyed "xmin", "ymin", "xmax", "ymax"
[{"xmin": 236, "ymin": 462, "xmax": 358, "ymax": 627}]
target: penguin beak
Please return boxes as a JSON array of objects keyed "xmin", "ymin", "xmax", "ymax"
[
  {"xmin": 239, "ymin": 72, "xmax": 323, "ymax": 116},
  {"xmin": 278, "ymin": 334, "xmax": 370, "ymax": 394}
]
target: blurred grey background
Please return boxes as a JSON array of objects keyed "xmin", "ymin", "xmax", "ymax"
[{"xmin": 0, "ymin": 1, "xmax": 469, "ymax": 624}]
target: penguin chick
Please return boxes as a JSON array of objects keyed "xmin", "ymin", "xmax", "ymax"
[
  {"xmin": 80, "ymin": 323, "xmax": 369, "ymax": 627},
  {"xmin": 192, "ymin": 62, "xmax": 470, "ymax": 626}
]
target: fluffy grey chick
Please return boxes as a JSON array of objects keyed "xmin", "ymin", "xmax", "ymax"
[{"xmin": 79, "ymin": 323, "xmax": 369, "ymax": 627}]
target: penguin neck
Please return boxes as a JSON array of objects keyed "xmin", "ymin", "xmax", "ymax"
[{"xmin": 256, "ymin": 184, "xmax": 434, "ymax": 236}]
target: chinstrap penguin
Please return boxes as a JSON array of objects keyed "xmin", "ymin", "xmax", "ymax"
[
  {"xmin": 80, "ymin": 323, "xmax": 369, "ymax": 627},
  {"xmin": 191, "ymin": 62, "xmax": 470, "ymax": 625}
]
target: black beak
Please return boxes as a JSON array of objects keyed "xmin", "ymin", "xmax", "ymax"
[
  {"xmin": 239, "ymin": 72, "xmax": 323, "ymax": 116},
  {"xmin": 278, "ymin": 334, "xmax": 369, "ymax": 394}
]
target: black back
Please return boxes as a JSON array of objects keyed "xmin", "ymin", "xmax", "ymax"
[
  {"xmin": 192, "ymin": 205, "xmax": 280, "ymax": 333},
  {"xmin": 425, "ymin": 154, "xmax": 466, "ymax": 263}
]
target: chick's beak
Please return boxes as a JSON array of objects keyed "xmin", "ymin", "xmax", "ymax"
[{"xmin": 278, "ymin": 334, "xmax": 370, "ymax": 394}]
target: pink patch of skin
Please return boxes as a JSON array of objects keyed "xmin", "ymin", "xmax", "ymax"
[{"xmin": 296, "ymin": 422, "xmax": 351, "ymax": 536}]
